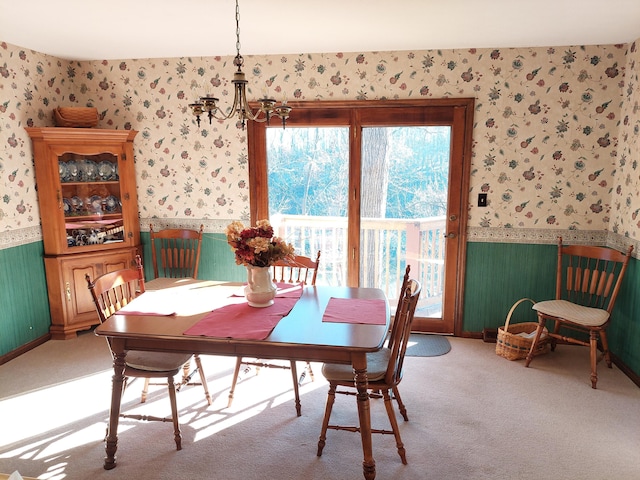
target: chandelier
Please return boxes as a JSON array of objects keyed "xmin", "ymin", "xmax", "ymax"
[{"xmin": 188, "ymin": 0, "xmax": 291, "ymax": 130}]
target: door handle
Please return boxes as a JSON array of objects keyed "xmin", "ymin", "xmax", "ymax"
[{"xmin": 444, "ymin": 232, "xmax": 456, "ymax": 239}]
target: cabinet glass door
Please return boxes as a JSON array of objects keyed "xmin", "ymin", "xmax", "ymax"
[{"xmin": 59, "ymin": 152, "xmax": 124, "ymax": 248}]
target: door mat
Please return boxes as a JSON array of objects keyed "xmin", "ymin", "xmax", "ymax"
[{"xmin": 406, "ymin": 334, "xmax": 451, "ymax": 357}]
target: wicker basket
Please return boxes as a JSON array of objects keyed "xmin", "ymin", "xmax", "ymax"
[
  {"xmin": 496, "ymin": 298, "xmax": 549, "ymax": 361},
  {"xmin": 53, "ymin": 107, "xmax": 99, "ymax": 127}
]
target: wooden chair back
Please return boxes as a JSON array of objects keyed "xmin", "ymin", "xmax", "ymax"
[
  {"xmin": 556, "ymin": 237, "xmax": 633, "ymax": 314},
  {"xmin": 384, "ymin": 278, "xmax": 421, "ymax": 386},
  {"xmin": 272, "ymin": 250, "xmax": 321, "ymax": 285},
  {"xmin": 85, "ymin": 255, "xmax": 145, "ymax": 324},
  {"xmin": 385, "ymin": 265, "xmax": 411, "ymax": 343},
  {"xmin": 150, "ymin": 224, "xmax": 204, "ymax": 279}
]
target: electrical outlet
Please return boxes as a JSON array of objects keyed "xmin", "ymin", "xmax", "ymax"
[{"xmin": 478, "ymin": 193, "xmax": 487, "ymax": 207}]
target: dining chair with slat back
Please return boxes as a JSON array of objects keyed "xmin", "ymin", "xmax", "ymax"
[
  {"xmin": 150, "ymin": 224, "xmax": 204, "ymax": 279},
  {"xmin": 148, "ymin": 224, "xmax": 211, "ymax": 404},
  {"xmin": 272, "ymin": 251, "xmax": 321, "ymax": 285},
  {"xmin": 317, "ymin": 276, "xmax": 422, "ymax": 465},
  {"xmin": 227, "ymin": 251, "xmax": 321, "ymax": 417},
  {"xmin": 525, "ymin": 237, "xmax": 633, "ymax": 388},
  {"xmin": 85, "ymin": 255, "xmax": 193, "ymax": 450}
]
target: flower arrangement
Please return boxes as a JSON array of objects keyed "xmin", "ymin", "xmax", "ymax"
[{"xmin": 225, "ymin": 219, "xmax": 295, "ymax": 268}]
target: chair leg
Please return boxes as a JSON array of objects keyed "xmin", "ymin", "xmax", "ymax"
[
  {"xmin": 141, "ymin": 377, "xmax": 150, "ymax": 403},
  {"xmin": 228, "ymin": 357, "xmax": 243, "ymax": 408},
  {"xmin": 289, "ymin": 361, "xmax": 302, "ymax": 416},
  {"xmin": 550, "ymin": 319, "xmax": 561, "ymax": 351},
  {"xmin": 600, "ymin": 330, "xmax": 612, "ymax": 368},
  {"xmin": 382, "ymin": 389, "xmax": 407, "ymax": 464},
  {"xmin": 193, "ymin": 354, "xmax": 212, "ymax": 405},
  {"xmin": 167, "ymin": 376, "xmax": 182, "ymax": 450},
  {"xmin": 317, "ymin": 383, "xmax": 337, "ymax": 457},
  {"xmin": 525, "ymin": 318, "xmax": 547, "ymax": 367},
  {"xmin": 590, "ymin": 330, "xmax": 599, "ymax": 389},
  {"xmin": 181, "ymin": 360, "xmax": 191, "ymax": 385},
  {"xmin": 298, "ymin": 361, "xmax": 315, "ymax": 385},
  {"xmin": 392, "ymin": 386, "xmax": 409, "ymax": 421}
]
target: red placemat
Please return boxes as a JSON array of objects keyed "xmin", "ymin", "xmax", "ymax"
[
  {"xmin": 183, "ymin": 284, "xmax": 303, "ymax": 340},
  {"xmin": 321, "ymin": 297, "xmax": 387, "ymax": 325}
]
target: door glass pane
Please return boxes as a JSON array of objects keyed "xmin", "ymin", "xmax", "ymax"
[
  {"xmin": 266, "ymin": 127, "xmax": 350, "ymax": 286},
  {"xmin": 360, "ymin": 127, "xmax": 451, "ymax": 316}
]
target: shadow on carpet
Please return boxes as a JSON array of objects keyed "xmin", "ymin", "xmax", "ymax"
[{"xmin": 406, "ymin": 334, "xmax": 451, "ymax": 357}]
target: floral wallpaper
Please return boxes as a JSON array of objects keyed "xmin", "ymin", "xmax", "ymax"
[{"xmin": 1, "ymin": 38, "xmax": 639, "ymax": 251}]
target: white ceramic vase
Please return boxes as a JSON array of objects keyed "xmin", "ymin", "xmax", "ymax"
[{"xmin": 245, "ymin": 265, "xmax": 277, "ymax": 307}]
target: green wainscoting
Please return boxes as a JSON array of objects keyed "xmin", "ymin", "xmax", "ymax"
[
  {"xmin": 607, "ymin": 260, "xmax": 640, "ymax": 373},
  {"xmin": 462, "ymin": 242, "xmax": 557, "ymax": 333},
  {"xmin": 0, "ymin": 242, "xmax": 51, "ymax": 357}
]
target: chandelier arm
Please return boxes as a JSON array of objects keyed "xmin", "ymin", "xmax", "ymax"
[{"xmin": 210, "ymin": 109, "xmax": 234, "ymax": 122}]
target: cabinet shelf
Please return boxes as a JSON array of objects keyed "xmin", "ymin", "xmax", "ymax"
[
  {"xmin": 61, "ymin": 180, "xmax": 120, "ymax": 186},
  {"xmin": 64, "ymin": 214, "xmax": 122, "ymax": 221}
]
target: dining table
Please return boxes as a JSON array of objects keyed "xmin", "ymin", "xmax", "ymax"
[{"xmin": 94, "ymin": 277, "xmax": 390, "ymax": 480}]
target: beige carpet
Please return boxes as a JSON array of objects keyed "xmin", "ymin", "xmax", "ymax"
[{"xmin": 1, "ymin": 331, "xmax": 639, "ymax": 480}]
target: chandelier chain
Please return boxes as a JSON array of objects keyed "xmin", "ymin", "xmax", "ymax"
[{"xmin": 235, "ymin": 0, "xmax": 241, "ymax": 58}]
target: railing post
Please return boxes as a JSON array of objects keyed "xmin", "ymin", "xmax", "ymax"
[{"xmin": 406, "ymin": 221, "xmax": 421, "ymax": 279}]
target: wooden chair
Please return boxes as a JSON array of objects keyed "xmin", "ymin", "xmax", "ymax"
[
  {"xmin": 370, "ymin": 264, "xmax": 411, "ymax": 401},
  {"xmin": 150, "ymin": 224, "xmax": 204, "ymax": 279},
  {"xmin": 525, "ymin": 237, "xmax": 633, "ymax": 388},
  {"xmin": 272, "ymin": 251, "xmax": 321, "ymax": 286},
  {"xmin": 317, "ymin": 277, "xmax": 421, "ymax": 465},
  {"xmin": 85, "ymin": 255, "xmax": 193, "ymax": 450},
  {"xmin": 149, "ymin": 224, "xmax": 211, "ymax": 404},
  {"xmin": 228, "ymin": 251, "xmax": 321, "ymax": 416}
]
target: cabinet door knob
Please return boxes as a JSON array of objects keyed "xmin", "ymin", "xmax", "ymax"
[{"xmin": 65, "ymin": 282, "xmax": 72, "ymax": 301}]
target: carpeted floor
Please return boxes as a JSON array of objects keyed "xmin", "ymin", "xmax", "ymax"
[
  {"xmin": 2, "ymin": 333, "xmax": 640, "ymax": 480},
  {"xmin": 405, "ymin": 333, "xmax": 451, "ymax": 357}
]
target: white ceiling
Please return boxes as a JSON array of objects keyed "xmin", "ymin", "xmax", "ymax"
[{"xmin": 2, "ymin": 0, "xmax": 640, "ymax": 61}]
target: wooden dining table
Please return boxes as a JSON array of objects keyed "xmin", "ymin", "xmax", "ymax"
[{"xmin": 94, "ymin": 278, "xmax": 390, "ymax": 480}]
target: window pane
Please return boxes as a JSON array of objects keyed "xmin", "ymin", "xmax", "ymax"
[
  {"xmin": 267, "ymin": 127, "xmax": 350, "ymax": 286},
  {"xmin": 360, "ymin": 126, "xmax": 451, "ymax": 315}
]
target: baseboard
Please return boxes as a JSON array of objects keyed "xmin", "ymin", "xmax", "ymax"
[
  {"xmin": 0, "ymin": 333, "xmax": 51, "ymax": 366},
  {"xmin": 460, "ymin": 331, "xmax": 483, "ymax": 340},
  {"xmin": 612, "ymin": 352, "xmax": 640, "ymax": 388}
]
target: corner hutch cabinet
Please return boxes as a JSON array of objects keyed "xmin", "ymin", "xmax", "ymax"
[{"xmin": 26, "ymin": 127, "xmax": 141, "ymax": 339}]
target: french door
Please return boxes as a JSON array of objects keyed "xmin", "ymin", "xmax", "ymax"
[{"xmin": 248, "ymin": 99, "xmax": 474, "ymax": 335}]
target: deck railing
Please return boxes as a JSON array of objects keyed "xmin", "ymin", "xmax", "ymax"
[{"xmin": 272, "ymin": 214, "xmax": 446, "ymax": 314}]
